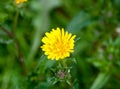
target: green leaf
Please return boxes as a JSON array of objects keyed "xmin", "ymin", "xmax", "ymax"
[
  {"xmin": 90, "ymin": 72, "xmax": 110, "ymax": 89},
  {"xmin": 36, "ymin": 55, "xmax": 55, "ymax": 74},
  {"xmin": 73, "ymin": 82, "xmax": 79, "ymax": 89},
  {"xmin": 66, "ymin": 11, "xmax": 94, "ymax": 34},
  {"xmin": 75, "ymin": 37, "xmax": 80, "ymax": 43},
  {"xmin": 0, "ymin": 12, "xmax": 8, "ymax": 22}
]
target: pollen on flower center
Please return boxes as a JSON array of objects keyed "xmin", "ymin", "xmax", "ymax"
[
  {"xmin": 40, "ymin": 28, "xmax": 76, "ymax": 60},
  {"xmin": 54, "ymin": 42, "xmax": 67, "ymax": 54}
]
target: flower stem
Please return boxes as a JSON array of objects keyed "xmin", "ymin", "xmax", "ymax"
[
  {"xmin": 61, "ymin": 59, "xmax": 67, "ymax": 68},
  {"xmin": 13, "ymin": 10, "xmax": 19, "ymax": 34}
]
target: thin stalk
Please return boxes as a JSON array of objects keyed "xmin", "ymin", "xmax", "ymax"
[
  {"xmin": 13, "ymin": 10, "xmax": 27, "ymax": 75},
  {"xmin": 13, "ymin": 10, "xmax": 19, "ymax": 33}
]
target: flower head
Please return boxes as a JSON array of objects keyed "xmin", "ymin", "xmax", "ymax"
[
  {"xmin": 15, "ymin": 0, "xmax": 27, "ymax": 4},
  {"xmin": 41, "ymin": 28, "xmax": 76, "ymax": 60}
]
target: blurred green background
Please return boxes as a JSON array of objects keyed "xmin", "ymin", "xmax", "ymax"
[{"xmin": 0, "ymin": 0, "xmax": 120, "ymax": 89}]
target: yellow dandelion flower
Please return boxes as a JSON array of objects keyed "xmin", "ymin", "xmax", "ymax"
[
  {"xmin": 15, "ymin": 0, "xmax": 27, "ymax": 4},
  {"xmin": 41, "ymin": 28, "xmax": 76, "ymax": 60}
]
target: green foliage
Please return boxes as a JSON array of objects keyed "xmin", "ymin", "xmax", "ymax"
[{"xmin": 0, "ymin": 0, "xmax": 120, "ymax": 89}]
